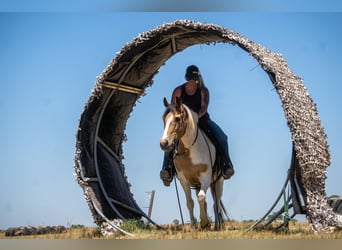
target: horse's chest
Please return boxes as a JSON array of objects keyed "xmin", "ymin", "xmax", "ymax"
[{"xmin": 174, "ymin": 152, "xmax": 209, "ymax": 185}]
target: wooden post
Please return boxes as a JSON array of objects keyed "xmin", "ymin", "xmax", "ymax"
[{"xmin": 147, "ymin": 190, "xmax": 155, "ymax": 218}]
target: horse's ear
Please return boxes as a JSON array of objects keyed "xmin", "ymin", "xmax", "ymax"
[
  {"xmin": 175, "ymin": 96, "xmax": 182, "ymax": 107},
  {"xmin": 175, "ymin": 97, "xmax": 184, "ymax": 112},
  {"xmin": 163, "ymin": 97, "xmax": 170, "ymax": 107}
]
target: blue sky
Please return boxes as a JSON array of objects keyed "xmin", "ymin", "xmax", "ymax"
[
  {"xmin": 1, "ymin": 0, "xmax": 342, "ymax": 11},
  {"xmin": 0, "ymin": 12, "xmax": 341, "ymax": 229}
]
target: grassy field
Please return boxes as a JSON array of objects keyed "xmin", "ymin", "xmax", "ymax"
[{"xmin": 1, "ymin": 221, "xmax": 342, "ymax": 239}]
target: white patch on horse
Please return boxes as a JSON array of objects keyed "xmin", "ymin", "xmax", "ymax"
[
  {"xmin": 197, "ymin": 189, "xmax": 206, "ymax": 200},
  {"xmin": 161, "ymin": 114, "xmax": 173, "ymax": 143},
  {"xmin": 188, "ymin": 129, "xmax": 216, "ymax": 167}
]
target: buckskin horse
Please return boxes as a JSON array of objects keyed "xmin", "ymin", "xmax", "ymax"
[{"xmin": 160, "ymin": 97, "xmax": 227, "ymax": 230}]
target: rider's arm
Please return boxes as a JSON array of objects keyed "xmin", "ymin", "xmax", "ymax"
[{"xmin": 171, "ymin": 86, "xmax": 182, "ymax": 104}]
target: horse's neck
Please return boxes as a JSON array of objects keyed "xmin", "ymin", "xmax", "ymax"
[
  {"xmin": 181, "ymin": 106, "xmax": 198, "ymax": 148},
  {"xmin": 180, "ymin": 105, "xmax": 216, "ymax": 166}
]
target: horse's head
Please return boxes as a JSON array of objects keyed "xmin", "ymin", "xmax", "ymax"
[{"xmin": 160, "ymin": 97, "xmax": 188, "ymax": 152}]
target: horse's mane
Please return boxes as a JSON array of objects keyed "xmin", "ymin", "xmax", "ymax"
[{"xmin": 181, "ymin": 104, "xmax": 198, "ymax": 131}]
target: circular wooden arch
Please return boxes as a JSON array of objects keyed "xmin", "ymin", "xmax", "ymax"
[{"xmin": 74, "ymin": 20, "xmax": 341, "ymax": 233}]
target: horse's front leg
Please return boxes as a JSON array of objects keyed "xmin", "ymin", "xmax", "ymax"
[
  {"xmin": 180, "ymin": 182, "xmax": 196, "ymax": 227},
  {"xmin": 197, "ymin": 189, "xmax": 210, "ymax": 229}
]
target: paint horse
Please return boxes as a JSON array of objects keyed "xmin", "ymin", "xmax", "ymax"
[{"xmin": 160, "ymin": 97, "xmax": 227, "ymax": 230}]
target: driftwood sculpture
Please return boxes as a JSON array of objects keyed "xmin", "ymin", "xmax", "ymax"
[{"xmin": 74, "ymin": 20, "xmax": 342, "ymax": 233}]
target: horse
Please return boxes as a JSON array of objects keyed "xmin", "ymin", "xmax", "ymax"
[{"xmin": 160, "ymin": 97, "xmax": 227, "ymax": 230}]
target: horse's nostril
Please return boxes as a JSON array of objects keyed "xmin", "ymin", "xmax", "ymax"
[
  {"xmin": 160, "ymin": 139, "xmax": 167, "ymax": 148},
  {"xmin": 160, "ymin": 139, "xmax": 168, "ymax": 149}
]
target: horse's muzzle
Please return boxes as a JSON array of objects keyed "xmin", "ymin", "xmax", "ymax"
[{"xmin": 160, "ymin": 138, "xmax": 172, "ymax": 152}]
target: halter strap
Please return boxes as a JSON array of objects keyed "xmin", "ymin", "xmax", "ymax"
[
  {"xmin": 174, "ymin": 126, "xmax": 199, "ymax": 157},
  {"xmin": 174, "ymin": 126, "xmax": 215, "ymax": 169}
]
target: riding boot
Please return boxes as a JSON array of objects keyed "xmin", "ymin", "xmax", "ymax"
[
  {"xmin": 205, "ymin": 120, "xmax": 234, "ymax": 180},
  {"xmin": 221, "ymin": 153, "xmax": 234, "ymax": 180},
  {"xmin": 217, "ymin": 134, "xmax": 234, "ymax": 179},
  {"xmin": 160, "ymin": 151, "xmax": 175, "ymax": 186}
]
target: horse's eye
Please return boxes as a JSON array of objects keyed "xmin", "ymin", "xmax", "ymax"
[{"xmin": 174, "ymin": 117, "xmax": 181, "ymax": 122}]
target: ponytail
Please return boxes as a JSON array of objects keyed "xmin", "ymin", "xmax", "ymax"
[{"xmin": 197, "ymin": 72, "xmax": 205, "ymax": 90}]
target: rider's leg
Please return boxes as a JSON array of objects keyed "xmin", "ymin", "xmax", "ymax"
[
  {"xmin": 205, "ymin": 119, "xmax": 234, "ymax": 179},
  {"xmin": 160, "ymin": 151, "xmax": 175, "ymax": 186}
]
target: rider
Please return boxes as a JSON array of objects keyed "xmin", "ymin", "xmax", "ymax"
[{"xmin": 160, "ymin": 65, "xmax": 235, "ymax": 186}]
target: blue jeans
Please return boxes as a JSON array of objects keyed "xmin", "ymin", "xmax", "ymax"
[{"xmin": 199, "ymin": 116, "xmax": 234, "ymax": 169}]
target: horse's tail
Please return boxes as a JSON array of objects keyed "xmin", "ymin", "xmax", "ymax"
[{"xmin": 211, "ymin": 159, "xmax": 222, "ymax": 184}]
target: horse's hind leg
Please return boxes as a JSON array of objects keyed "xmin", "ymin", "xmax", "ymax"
[{"xmin": 211, "ymin": 177, "xmax": 225, "ymax": 230}]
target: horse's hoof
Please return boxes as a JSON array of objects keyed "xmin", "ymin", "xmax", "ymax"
[
  {"xmin": 201, "ymin": 222, "xmax": 211, "ymax": 230},
  {"xmin": 214, "ymin": 222, "xmax": 224, "ymax": 231}
]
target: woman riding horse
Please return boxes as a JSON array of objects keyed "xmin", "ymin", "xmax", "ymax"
[{"xmin": 160, "ymin": 65, "xmax": 235, "ymax": 186}]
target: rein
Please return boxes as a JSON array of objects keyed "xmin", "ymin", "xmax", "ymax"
[
  {"xmin": 174, "ymin": 125, "xmax": 214, "ymax": 170},
  {"xmin": 174, "ymin": 125, "xmax": 199, "ymax": 157}
]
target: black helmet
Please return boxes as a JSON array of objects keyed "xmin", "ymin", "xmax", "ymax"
[{"xmin": 185, "ymin": 65, "xmax": 199, "ymax": 80}]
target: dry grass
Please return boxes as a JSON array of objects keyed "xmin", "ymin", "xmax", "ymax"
[
  {"xmin": 1, "ymin": 221, "xmax": 341, "ymax": 239},
  {"xmin": 111, "ymin": 221, "xmax": 342, "ymax": 239},
  {"xmin": 0, "ymin": 227, "xmax": 102, "ymax": 239}
]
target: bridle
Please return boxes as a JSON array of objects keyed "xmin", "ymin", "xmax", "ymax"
[
  {"xmin": 166, "ymin": 104, "xmax": 198, "ymax": 157},
  {"xmin": 174, "ymin": 125, "xmax": 199, "ymax": 157},
  {"xmin": 173, "ymin": 108, "xmax": 214, "ymax": 167},
  {"xmin": 165, "ymin": 104, "xmax": 213, "ymax": 166}
]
